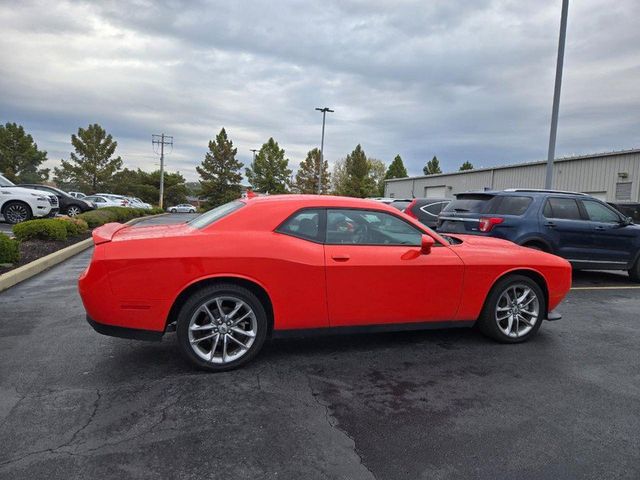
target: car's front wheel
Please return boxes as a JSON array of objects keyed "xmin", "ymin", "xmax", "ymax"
[
  {"xmin": 170, "ymin": 208, "xmax": 177, "ymax": 213},
  {"xmin": 477, "ymin": 275, "xmax": 545, "ymax": 343},
  {"xmin": 3, "ymin": 201, "xmax": 33, "ymax": 224},
  {"xmin": 176, "ymin": 283, "xmax": 268, "ymax": 372}
]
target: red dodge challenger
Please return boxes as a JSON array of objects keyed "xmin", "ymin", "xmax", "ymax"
[{"xmin": 79, "ymin": 195, "xmax": 572, "ymax": 371}]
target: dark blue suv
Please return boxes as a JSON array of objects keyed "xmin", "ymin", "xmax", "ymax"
[{"xmin": 437, "ymin": 189, "xmax": 640, "ymax": 281}]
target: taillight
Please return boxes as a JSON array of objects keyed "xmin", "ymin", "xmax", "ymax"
[
  {"xmin": 479, "ymin": 217, "xmax": 504, "ymax": 232},
  {"xmin": 404, "ymin": 200, "xmax": 418, "ymax": 219}
]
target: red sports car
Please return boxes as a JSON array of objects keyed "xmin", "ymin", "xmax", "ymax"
[{"xmin": 79, "ymin": 195, "xmax": 572, "ymax": 371}]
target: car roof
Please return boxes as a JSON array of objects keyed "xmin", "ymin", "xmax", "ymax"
[
  {"xmin": 456, "ymin": 189, "xmax": 588, "ymax": 198},
  {"xmin": 245, "ymin": 194, "xmax": 397, "ymax": 209}
]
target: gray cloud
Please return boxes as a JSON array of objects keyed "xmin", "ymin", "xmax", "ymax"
[{"xmin": 0, "ymin": 0, "xmax": 638, "ymax": 181}]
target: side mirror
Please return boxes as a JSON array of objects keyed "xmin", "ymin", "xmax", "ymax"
[
  {"xmin": 420, "ymin": 234, "xmax": 435, "ymax": 255},
  {"xmin": 624, "ymin": 216, "xmax": 633, "ymax": 226}
]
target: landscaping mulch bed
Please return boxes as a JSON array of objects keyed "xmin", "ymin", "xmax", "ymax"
[{"xmin": 0, "ymin": 233, "xmax": 91, "ymax": 275}]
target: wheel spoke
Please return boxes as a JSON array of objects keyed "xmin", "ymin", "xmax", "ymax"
[
  {"xmin": 497, "ymin": 312, "xmax": 511, "ymax": 321},
  {"xmin": 190, "ymin": 323, "xmax": 215, "ymax": 331},
  {"xmin": 216, "ymin": 298, "xmax": 225, "ymax": 317},
  {"xmin": 209, "ymin": 334, "xmax": 220, "ymax": 360},
  {"xmin": 191, "ymin": 332, "xmax": 217, "ymax": 344},
  {"xmin": 231, "ymin": 311, "xmax": 251, "ymax": 326},
  {"xmin": 518, "ymin": 315, "xmax": 533, "ymax": 327},
  {"xmin": 505, "ymin": 314, "xmax": 513, "ymax": 335},
  {"xmin": 231, "ymin": 327, "xmax": 255, "ymax": 338},
  {"xmin": 517, "ymin": 288, "xmax": 531, "ymax": 304},
  {"xmin": 227, "ymin": 334, "xmax": 248, "ymax": 350},
  {"xmin": 202, "ymin": 304, "xmax": 216, "ymax": 322},
  {"xmin": 228, "ymin": 301, "xmax": 243, "ymax": 319},
  {"xmin": 222, "ymin": 334, "xmax": 228, "ymax": 362},
  {"xmin": 522, "ymin": 296, "xmax": 536, "ymax": 308}
]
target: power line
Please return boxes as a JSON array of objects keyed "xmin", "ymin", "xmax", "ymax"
[{"xmin": 152, "ymin": 133, "xmax": 173, "ymax": 209}]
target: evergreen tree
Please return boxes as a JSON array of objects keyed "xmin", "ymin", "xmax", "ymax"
[
  {"xmin": 54, "ymin": 123, "xmax": 122, "ymax": 193},
  {"xmin": 294, "ymin": 148, "xmax": 330, "ymax": 194},
  {"xmin": 196, "ymin": 128, "xmax": 243, "ymax": 207},
  {"xmin": 341, "ymin": 144, "xmax": 375, "ymax": 198},
  {"xmin": 245, "ymin": 138, "xmax": 292, "ymax": 194},
  {"xmin": 0, "ymin": 123, "xmax": 49, "ymax": 183},
  {"xmin": 423, "ymin": 155, "xmax": 442, "ymax": 175},
  {"xmin": 459, "ymin": 161, "xmax": 474, "ymax": 171},
  {"xmin": 331, "ymin": 159, "xmax": 349, "ymax": 195},
  {"xmin": 385, "ymin": 154, "xmax": 408, "ymax": 180},
  {"xmin": 111, "ymin": 168, "xmax": 188, "ymax": 206}
]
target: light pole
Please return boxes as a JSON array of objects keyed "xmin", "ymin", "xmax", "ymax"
[
  {"xmin": 545, "ymin": 0, "xmax": 569, "ymax": 189},
  {"xmin": 250, "ymin": 149, "xmax": 258, "ymax": 161},
  {"xmin": 315, "ymin": 107, "xmax": 334, "ymax": 194}
]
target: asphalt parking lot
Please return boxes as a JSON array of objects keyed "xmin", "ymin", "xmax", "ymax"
[{"xmin": 1, "ymin": 214, "xmax": 639, "ymax": 479}]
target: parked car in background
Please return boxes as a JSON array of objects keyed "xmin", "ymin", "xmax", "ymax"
[
  {"xmin": 367, "ymin": 197, "xmax": 398, "ymax": 204},
  {"xmin": 387, "ymin": 199, "xmax": 413, "ymax": 211},
  {"xmin": 129, "ymin": 197, "xmax": 152, "ymax": 210},
  {"xmin": 437, "ymin": 189, "xmax": 640, "ymax": 280},
  {"xmin": 18, "ymin": 184, "xmax": 94, "ymax": 217},
  {"xmin": 68, "ymin": 191, "xmax": 86, "ymax": 199},
  {"xmin": 94, "ymin": 193, "xmax": 131, "ymax": 207},
  {"xmin": 609, "ymin": 202, "xmax": 640, "ymax": 223},
  {"xmin": 168, "ymin": 203, "xmax": 197, "ymax": 213},
  {"xmin": 402, "ymin": 198, "xmax": 451, "ymax": 228},
  {"xmin": 0, "ymin": 174, "xmax": 58, "ymax": 223},
  {"xmin": 83, "ymin": 195, "xmax": 124, "ymax": 208},
  {"xmin": 80, "ymin": 195, "xmax": 571, "ymax": 372}
]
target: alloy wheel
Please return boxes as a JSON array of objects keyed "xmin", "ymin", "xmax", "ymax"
[
  {"xmin": 67, "ymin": 206, "xmax": 81, "ymax": 217},
  {"xmin": 495, "ymin": 284, "xmax": 540, "ymax": 338},
  {"xmin": 5, "ymin": 204, "xmax": 29, "ymax": 224},
  {"xmin": 188, "ymin": 296, "xmax": 257, "ymax": 364}
]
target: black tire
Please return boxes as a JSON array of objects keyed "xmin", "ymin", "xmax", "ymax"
[
  {"xmin": 2, "ymin": 201, "xmax": 33, "ymax": 224},
  {"xmin": 176, "ymin": 283, "xmax": 268, "ymax": 372},
  {"xmin": 477, "ymin": 274, "xmax": 546, "ymax": 343},
  {"xmin": 628, "ymin": 259, "xmax": 640, "ymax": 283},
  {"xmin": 170, "ymin": 208, "xmax": 177, "ymax": 213},
  {"xmin": 66, "ymin": 205, "xmax": 83, "ymax": 217}
]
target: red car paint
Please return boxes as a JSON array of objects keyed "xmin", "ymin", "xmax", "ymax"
[{"xmin": 79, "ymin": 195, "xmax": 572, "ymax": 335}]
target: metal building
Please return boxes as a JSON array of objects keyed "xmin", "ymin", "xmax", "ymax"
[{"xmin": 384, "ymin": 148, "xmax": 640, "ymax": 202}]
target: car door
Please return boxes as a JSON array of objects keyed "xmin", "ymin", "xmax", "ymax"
[
  {"xmin": 540, "ymin": 197, "xmax": 593, "ymax": 261},
  {"xmin": 324, "ymin": 208, "xmax": 465, "ymax": 327},
  {"xmin": 580, "ymin": 199, "xmax": 633, "ymax": 265}
]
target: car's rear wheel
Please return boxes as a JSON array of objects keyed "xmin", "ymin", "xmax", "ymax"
[
  {"xmin": 477, "ymin": 275, "xmax": 545, "ymax": 343},
  {"xmin": 176, "ymin": 283, "xmax": 268, "ymax": 372},
  {"xmin": 3, "ymin": 201, "xmax": 32, "ymax": 224},
  {"xmin": 66, "ymin": 205, "xmax": 82, "ymax": 217}
]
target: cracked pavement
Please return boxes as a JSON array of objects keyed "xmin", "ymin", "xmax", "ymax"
[{"xmin": 1, "ymin": 214, "xmax": 639, "ymax": 479}]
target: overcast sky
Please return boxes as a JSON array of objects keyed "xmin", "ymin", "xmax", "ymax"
[{"xmin": 1, "ymin": 0, "xmax": 639, "ymax": 181}]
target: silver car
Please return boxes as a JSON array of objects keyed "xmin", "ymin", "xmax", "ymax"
[{"xmin": 167, "ymin": 203, "xmax": 196, "ymax": 213}]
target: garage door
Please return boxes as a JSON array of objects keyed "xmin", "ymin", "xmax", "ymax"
[{"xmin": 424, "ymin": 185, "xmax": 446, "ymax": 198}]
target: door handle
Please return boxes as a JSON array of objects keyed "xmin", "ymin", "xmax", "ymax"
[
  {"xmin": 331, "ymin": 254, "xmax": 350, "ymax": 262},
  {"xmin": 544, "ymin": 221, "xmax": 556, "ymax": 228},
  {"xmin": 594, "ymin": 226, "xmax": 606, "ymax": 231}
]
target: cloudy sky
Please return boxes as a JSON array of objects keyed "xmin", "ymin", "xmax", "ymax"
[{"xmin": 1, "ymin": 0, "xmax": 639, "ymax": 181}]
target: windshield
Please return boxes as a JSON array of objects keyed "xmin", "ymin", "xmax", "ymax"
[
  {"xmin": 0, "ymin": 175, "xmax": 15, "ymax": 187},
  {"xmin": 188, "ymin": 201, "xmax": 244, "ymax": 229}
]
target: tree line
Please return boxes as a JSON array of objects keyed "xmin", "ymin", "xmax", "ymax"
[{"xmin": 1, "ymin": 121, "xmax": 476, "ymax": 209}]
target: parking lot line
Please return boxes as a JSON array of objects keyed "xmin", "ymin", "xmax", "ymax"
[{"xmin": 571, "ymin": 285, "xmax": 640, "ymax": 290}]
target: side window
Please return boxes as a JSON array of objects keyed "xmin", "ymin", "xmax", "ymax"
[
  {"xmin": 493, "ymin": 196, "xmax": 532, "ymax": 215},
  {"xmin": 277, "ymin": 209, "xmax": 323, "ymax": 242},
  {"xmin": 420, "ymin": 202, "xmax": 442, "ymax": 217},
  {"xmin": 326, "ymin": 209, "xmax": 422, "ymax": 246},
  {"xmin": 543, "ymin": 198, "xmax": 582, "ymax": 220},
  {"xmin": 582, "ymin": 200, "xmax": 620, "ymax": 223}
]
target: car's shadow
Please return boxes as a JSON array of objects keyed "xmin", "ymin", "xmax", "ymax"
[{"xmin": 572, "ymin": 270, "xmax": 635, "ymax": 286}]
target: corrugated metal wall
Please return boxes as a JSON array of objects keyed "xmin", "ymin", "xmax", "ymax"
[{"xmin": 384, "ymin": 150, "xmax": 640, "ymax": 202}]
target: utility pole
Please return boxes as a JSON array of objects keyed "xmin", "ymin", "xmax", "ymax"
[
  {"xmin": 315, "ymin": 107, "xmax": 334, "ymax": 194},
  {"xmin": 152, "ymin": 133, "xmax": 173, "ymax": 209},
  {"xmin": 250, "ymin": 149, "xmax": 258, "ymax": 161},
  {"xmin": 545, "ymin": 0, "xmax": 569, "ymax": 189}
]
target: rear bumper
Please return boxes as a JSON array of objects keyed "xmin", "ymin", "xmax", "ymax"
[{"xmin": 86, "ymin": 315, "xmax": 164, "ymax": 341}]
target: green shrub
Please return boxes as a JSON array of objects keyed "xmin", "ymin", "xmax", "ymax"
[
  {"xmin": 13, "ymin": 219, "xmax": 67, "ymax": 242},
  {"xmin": 55, "ymin": 216, "xmax": 89, "ymax": 236},
  {"xmin": 100, "ymin": 207, "xmax": 146, "ymax": 222},
  {"xmin": 150, "ymin": 207, "xmax": 165, "ymax": 215},
  {"xmin": 0, "ymin": 233, "xmax": 20, "ymax": 264},
  {"xmin": 77, "ymin": 210, "xmax": 119, "ymax": 228}
]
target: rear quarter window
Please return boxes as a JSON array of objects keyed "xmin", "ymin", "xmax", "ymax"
[{"xmin": 492, "ymin": 196, "xmax": 532, "ymax": 215}]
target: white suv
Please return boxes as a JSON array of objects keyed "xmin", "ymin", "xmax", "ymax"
[{"xmin": 0, "ymin": 174, "xmax": 58, "ymax": 224}]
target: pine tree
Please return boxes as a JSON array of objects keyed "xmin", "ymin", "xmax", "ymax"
[
  {"xmin": 341, "ymin": 145, "xmax": 375, "ymax": 198},
  {"xmin": 245, "ymin": 138, "xmax": 292, "ymax": 194},
  {"xmin": 294, "ymin": 148, "xmax": 330, "ymax": 194},
  {"xmin": 196, "ymin": 128, "xmax": 243, "ymax": 207},
  {"xmin": 53, "ymin": 123, "xmax": 123, "ymax": 193},
  {"xmin": 385, "ymin": 154, "xmax": 408, "ymax": 180},
  {"xmin": 459, "ymin": 161, "xmax": 474, "ymax": 171},
  {"xmin": 423, "ymin": 156, "xmax": 442, "ymax": 175},
  {"xmin": 0, "ymin": 123, "xmax": 49, "ymax": 183}
]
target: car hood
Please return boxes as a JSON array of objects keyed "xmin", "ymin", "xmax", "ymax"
[{"xmin": 1, "ymin": 186, "xmax": 51, "ymax": 198}]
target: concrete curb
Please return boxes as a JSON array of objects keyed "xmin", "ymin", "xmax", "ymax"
[{"xmin": 0, "ymin": 213, "xmax": 169, "ymax": 293}]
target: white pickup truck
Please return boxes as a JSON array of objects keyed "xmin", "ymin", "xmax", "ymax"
[{"xmin": 0, "ymin": 174, "xmax": 59, "ymax": 224}]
